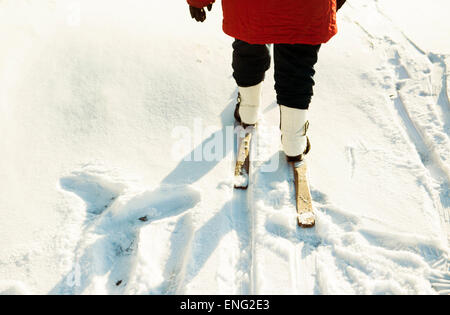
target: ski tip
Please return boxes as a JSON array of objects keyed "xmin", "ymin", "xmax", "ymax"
[
  {"xmin": 234, "ymin": 174, "xmax": 249, "ymax": 189},
  {"xmin": 298, "ymin": 221, "xmax": 315, "ymax": 228},
  {"xmin": 297, "ymin": 212, "xmax": 316, "ymax": 228}
]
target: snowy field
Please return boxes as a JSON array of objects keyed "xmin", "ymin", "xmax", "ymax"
[{"xmin": 0, "ymin": 0, "xmax": 449, "ymax": 295}]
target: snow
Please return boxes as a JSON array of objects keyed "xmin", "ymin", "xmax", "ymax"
[
  {"xmin": 0, "ymin": 0, "xmax": 449, "ymax": 295},
  {"xmin": 0, "ymin": 281, "xmax": 32, "ymax": 295},
  {"xmin": 376, "ymin": 0, "xmax": 450, "ymax": 55}
]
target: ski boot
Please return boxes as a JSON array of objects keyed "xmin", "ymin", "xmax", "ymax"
[
  {"xmin": 234, "ymin": 82, "xmax": 262, "ymax": 127},
  {"xmin": 280, "ymin": 105, "xmax": 311, "ymax": 162}
]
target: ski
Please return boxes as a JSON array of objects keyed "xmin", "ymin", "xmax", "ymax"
[
  {"xmin": 292, "ymin": 160, "xmax": 315, "ymax": 228},
  {"xmin": 234, "ymin": 125, "xmax": 255, "ymax": 189}
]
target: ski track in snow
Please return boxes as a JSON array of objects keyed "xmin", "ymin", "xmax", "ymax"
[
  {"xmin": 53, "ymin": 167, "xmax": 202, "ymax": 295},
  {"xmin": 53, "ymin": 129, "xmax": 254, "ymax": 295},
  {"xmin": 354, "ymin": 0, "xmax": 450, "ymax": 260},
  {"xmin": 230, "ymin": 137, "xmax": 253, "ymax": 294},
  {"xmin": 336, "ymin": 0, "xmax": 449, "ymax": 294}
]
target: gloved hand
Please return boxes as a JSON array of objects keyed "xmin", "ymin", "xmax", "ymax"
[
  {"xmin": 337, "ymin": 0, "xmax": 346, "ymax": 11},
  {"xmin": 189, "ymin": 4, "xmax": 213, "ymax": 22}
]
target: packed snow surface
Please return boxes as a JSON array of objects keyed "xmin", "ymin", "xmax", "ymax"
[{"xmin": 0, "ymin": 0, "xmax": 449, "ymax": 295}]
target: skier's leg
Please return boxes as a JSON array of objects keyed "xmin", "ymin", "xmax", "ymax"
[
  {"xmin": 274, "ymin": 43, "xmax": 321, "ymax": 160},
  {"xmin": 232, "ymin": 39, "xmax": 271, "ymax": 125}
]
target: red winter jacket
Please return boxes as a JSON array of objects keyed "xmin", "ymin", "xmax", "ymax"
[{"xmin": 187, "ymin": 0, "xmax": 339, "ymax": 45}]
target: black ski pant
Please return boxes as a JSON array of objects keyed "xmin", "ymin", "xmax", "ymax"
[{"xmin": 232, "ymin": 39, "xmax": 321, "ymax": 110}]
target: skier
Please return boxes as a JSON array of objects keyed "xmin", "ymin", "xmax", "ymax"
[{"xmin": 187, "ymin": 0, "xmax": 346, "ymax": 162}]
